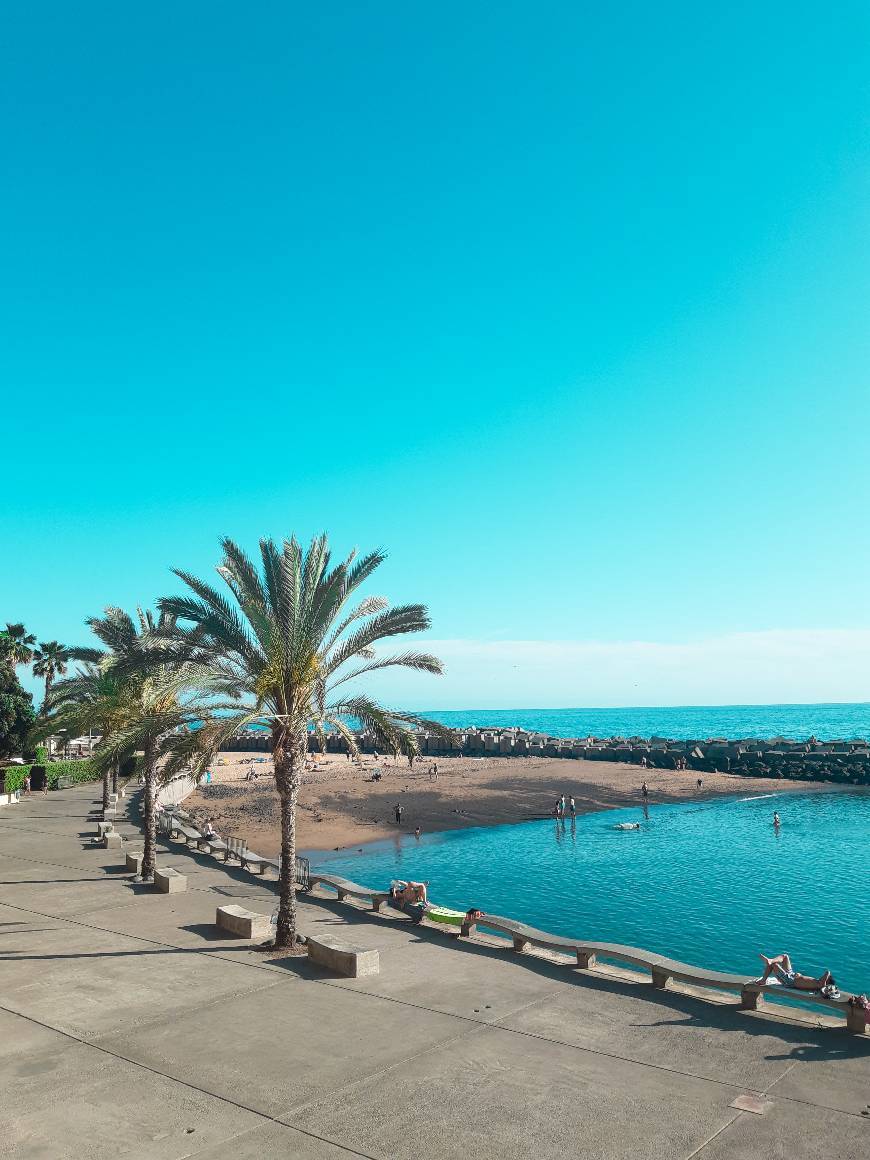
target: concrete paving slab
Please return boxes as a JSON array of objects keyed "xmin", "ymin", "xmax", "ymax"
[
  {"xmin": 0, "ymin": 856, "xmax": 110, "ymax": 884},
  {"xmin": 167, "ymin": 1120, "xmax": 363, "ymax": 1158},
  {"xmin": 104, "ymin": 976, "xmax": 467, "ymax": 1117},
  {"xmin": 0, "ymin": 1036, "xmax": 267, "ymax": 1160},
  {"xmin": 286, "ymin": 1023, "xmax": 739, "ymax": 1160},
  {"xmin": 763, "ymin": 1045, "xmax": 870, "ymax": 1115},
  {"xmin": 300, "ymin": 897, "xmax": 442, "ymax": 951},
  {"xmin": 495, "ymin": 973, "xmax": 825, "ymax": 1091},
  {"xmin": 0, "ymin": 874, "xmax": 167, "ymax": 917},
  {"xmin": 697, "ymin": 1099, "xmax": 870, "ymax": 1160},
  {"xmin": 323, "ymin": 934, "xmax": 570, "ymax": 1023},
  {"xmin": 0, "ymin": 901, "xmax": 69, "ymax": 930},
  {"xmin": 0, "ymin": 1007, "xmax": 74, "ymax": 1064},
  {"xmin": 72, "ymin": 888, "xmax": 287, "ymax": 969},
  {"xmin": 0, "ymin": 921, "xmax": 286, "ymax": 1039}
]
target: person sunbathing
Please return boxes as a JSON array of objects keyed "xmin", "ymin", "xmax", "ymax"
[
  {"xmin": 756, "ymin": 952, "xmax": 837, "ymax": 994},
  {"xmin": 389, "ymin": 880, "xmax": 429, "ymax": 923}
]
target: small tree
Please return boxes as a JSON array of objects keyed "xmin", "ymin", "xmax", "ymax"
[{"xmin": 0, "ymin": 664, "xmax": 36, "ymax": 758}]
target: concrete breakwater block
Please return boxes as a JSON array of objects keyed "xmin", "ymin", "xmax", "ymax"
[
  {"xmin": 102, "ymin": 831, "xmax": 122, "ymax": 849},
  {"xmin": 154, "ymin": 867, "xmax": 186, "ymax": 894},
  {"xmin": 216, "ymin": 904, "xmax": 272, "ymax": 940},
  {"xmin": 307, "ymin": 934, "xmax": 379, "ymax": 978},
  {"xmin": 125, "ymin": 850, "xmax": 143, "ymax": 874}
]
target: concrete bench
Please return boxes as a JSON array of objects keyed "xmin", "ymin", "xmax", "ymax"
[
  {"xmin": 240, "ymin": 851, "xmax": 270, "ymax": 875},
  {"xmin": 102, "ymin": 831, "xmax": 122, "ymax": 849},
  {"xmin": 307, "ymin": 933, "xmax": 379, "ymax": 978},
  {"xmin": 96, "ymin": 820, "xmax": 114, "ymax": 837},
  {"xmin": 153, "ymin": 867, "xmax": 187, "ymax": 894},
  {"xmin": 310, "ymin": 873, "xmax": 390, "ymax": 912},
  {"xmin": 125, "ymin": 850, "xmax": 143, "ymax": 874},
  {"xmin": 56, "ymin": 775, "xmax": 75, "ymax": 789},
  {"xmin": 460, "ymin": 913, "xmax": 864, "ymax": 1033},
  {"xmin": 178, "ymin": 825, "xmax": 202, "ymax": 846},
  {"xmin": 216, "ymin": 904, "xmax": 272, "ymax": 940},
  {"xmin": 204, "ymin": 838, "xmax": 230, "ymax": 861}
]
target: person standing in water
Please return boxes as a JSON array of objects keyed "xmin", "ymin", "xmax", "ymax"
[
  {"xmin": 568, "ymin": 795, "xmax": 576, "ymax": 818},
  {"xmin": 773, "ymin": 811, "xmax": 781, "ymax": 827}
]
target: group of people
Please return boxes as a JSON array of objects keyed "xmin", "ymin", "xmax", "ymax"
[
  {"xmin": 20, "ymin": 772, "xmax": 48, "ymax": 797},
  {"xmin": 553, "ymin": 794, "xmax": 576, "ymax": 819}
]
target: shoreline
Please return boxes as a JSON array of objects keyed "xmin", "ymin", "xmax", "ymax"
[{"xmin": 186, "ymin": 751, "xmax": 836, "ymax": 859}]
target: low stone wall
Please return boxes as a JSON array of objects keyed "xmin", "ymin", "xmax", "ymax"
[
  {"xmin": 156, "ymin": 773, "xmax": 198, "ymax": 809},
  {"xmin": 218, "ymin": 728, "xmax": 870, "ymax": 786}
]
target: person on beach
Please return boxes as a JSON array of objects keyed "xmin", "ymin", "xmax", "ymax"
[
  {"xmin": 554, "ymin": 797, "xmax": 562, "ymax": 819},
  {"xmin": 641, "ymin": 782, "xmax": 648, "ymax": 799},
  {"xmin": 414, "ymin": 826, "xmax": 421, "ymax": 839},
  {"xmin": 203, "ymin": 819, "xmax": 218, "ymax": 840},
  {"xmin": 696, "ymin": 778, "xmax": 703, "ymax": 790},
  {"xmin": 395, "ymin": 803, "xmax": 404, "ymax": 825},
  {"xmin": 755, "ymin": 953, "xmax": 837, "ymax": 994},
  {"xmin": 569, "ymin": 796, "xmax": 576, "ymax": 817}
]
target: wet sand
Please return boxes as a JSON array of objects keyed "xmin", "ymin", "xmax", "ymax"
[{"xmin": 185, "ymin": 751, "xmax": 814, "ymax": 857}]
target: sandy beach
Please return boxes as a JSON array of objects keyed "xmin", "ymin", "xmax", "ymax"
[{"xmin": 185, "ymin": 751, "xmax": 814, "ymax": 857}]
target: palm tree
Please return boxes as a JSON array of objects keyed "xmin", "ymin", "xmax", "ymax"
[
  {"xmin": 32, "ymin": 641, "xmax": 72, "ymax": 712},
  {"xmin": 157, "ymin": 534, "xmax": 443, "ymax": 948},
  {"xmin": 2, "ymin": 623, "xmax": 36, "ymax": 670},
  {"xmin": 83, "ymin": 607, "xmax": 226, "ymax": 879},
  {"xmin": 42, "ymin": 658, "xmax": 131, "ymax": 809}
]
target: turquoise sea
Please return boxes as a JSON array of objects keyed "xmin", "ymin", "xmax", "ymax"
[
  {"xmin": 313, "ymin": 790, "xmax": 870, "ymax": 994},
  {"xmin": 418, "ymin": 702, "xmax": 870, "ymax": 741}
]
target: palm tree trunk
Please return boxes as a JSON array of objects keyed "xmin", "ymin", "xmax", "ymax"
[
  {"xmin": 102, "ymin": 762, "xmax": 110, "ymax": 811},
  {"xmin": 141, "ymin": 739, "xmax": 158, "ymax": 880},
  {"xmin": 43, "ymin": 673, "xmax": 52, "ymax": 714},
  {"xmin": 111, "ymin": 760, "xmax": 118, "ymax": 796},
  {"xmin": 273, "ymin": 727, "xmax": 305, "ymax": 948}
]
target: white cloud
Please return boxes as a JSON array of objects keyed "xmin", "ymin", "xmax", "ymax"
[{"xmin": 359, "ymin": 629, "xmax": 870, "ymax": 708}]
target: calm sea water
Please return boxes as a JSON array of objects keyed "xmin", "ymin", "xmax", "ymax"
[
  {"xmin": 418, "ymin": 703, "xmax": 870, "ymax": 741},
  {"xmin": 313, "ymin": 790, "xmax": 870, "ymax": 994}
]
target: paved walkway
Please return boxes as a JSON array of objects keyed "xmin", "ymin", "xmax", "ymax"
[{"xmin": 0, "ymin": 786, "xmax": 868, "ymax": 1159}]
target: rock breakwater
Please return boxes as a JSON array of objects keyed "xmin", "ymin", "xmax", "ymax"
[{"xmin": 221, "ymin": 728, "xmax": 870, "ymax": 786}]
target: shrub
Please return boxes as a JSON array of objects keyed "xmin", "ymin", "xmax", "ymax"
[{"xmin": 1, "ymin": 758, "xmax": 97, "ymax": 795}]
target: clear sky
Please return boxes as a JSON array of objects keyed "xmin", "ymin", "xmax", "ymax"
[{"xmin": 3, "ymin": 3, "xmax": 870, "ymax": 708}]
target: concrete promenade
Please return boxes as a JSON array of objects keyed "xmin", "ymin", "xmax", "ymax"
[{"xmin": 0, "ymin": 788, "xmax": 868, "ymax": 1159}]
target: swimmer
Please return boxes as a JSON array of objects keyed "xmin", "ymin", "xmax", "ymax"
[
  {"xmin": 614, "ymin": 822, "xmax": 641, "ymax": 830},
  {"xmin": 773, "ymin": 811, "xmax": 781, "ymax": 827}
]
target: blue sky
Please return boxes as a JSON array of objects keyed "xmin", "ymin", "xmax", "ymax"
[{"xmin": 3, "ymin": 3, "xmax": 870, "ymax": 708}]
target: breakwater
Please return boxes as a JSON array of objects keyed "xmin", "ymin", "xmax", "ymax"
[{"xmin": 220, "ymin": 727, "xmax": 870, "ymax": 785}]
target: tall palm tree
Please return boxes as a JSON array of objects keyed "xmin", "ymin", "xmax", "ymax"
[
  {"xmin": 32, "ymin": 641, "xmax": 72, "ymax": 712},
  {"xmin": 2, "ymin": 623, "xmax": 36, "ymax": 670},
  {"xmin": 157, "ymin": 534, "xmax": 443, "ymax": 948}
]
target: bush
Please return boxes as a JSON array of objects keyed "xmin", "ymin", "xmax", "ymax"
[{"xmin": 1, "ymin": 758, "xmax": 97, "ymax": 795}]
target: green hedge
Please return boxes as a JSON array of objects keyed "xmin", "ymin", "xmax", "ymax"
[{"xmin": 2, "ymin": 758, "xmax": 97, "ymax": 794}]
